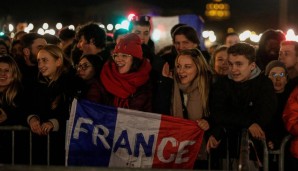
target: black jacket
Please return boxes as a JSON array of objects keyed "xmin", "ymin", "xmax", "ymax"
[{"xmin": 209, "ymin": 74, "xmax": 277, "ymax": 140}]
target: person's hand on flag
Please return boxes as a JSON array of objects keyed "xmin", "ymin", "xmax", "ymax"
[{"xmin": 196, "ymin": 119, "xmax": 209, "ymax": 131}]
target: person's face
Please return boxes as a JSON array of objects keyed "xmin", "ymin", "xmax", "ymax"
[
  {"xmin": 174, "ymin": 34, "xmax": 198, "ymax": 53},
  {"xmin": 0, "ymin": 63, "xmax": 13, "ymax": 91},
  {"xmin": 265, "ymin": 39, "xmax": 280, "ymax": 59},
  {"xmin": 132, "ymin": 25, "xmax": 150, "ymax": 45},
  {"xmin": 11, "ymin": 43, "xmax": 23, "ymax": 58},
  {"xmin": 225, "ymin": 35, "xmax": 240, "ymax": 47},
  {"xmin": 113, "ymin": 53, "xmax": 133, "ymax": 74},
  {"xmin": 37, "ymin": 50, "xmax": 62, "ymax": 80},
  {"xmin": 214, "ymin": 50, "xmax": 229, "ymax": 75},
  {"xmin": 76, "ymin": 58, "xmax": 95, "ymax": 81},
  {"xmin": 28, "ymin": 38, "xmax": 47, "ymax": 64},
  {"xmin": 279, "ymin": 44, "xmax": 298, "ymax": 69},
  {"xmin": 268, "ymin": 67, "xmax": 287, "ymax": 93},
  {"xmin": 228, "ymin": 54, "xmax": 256, "ymax": 82},
  {"xmin": 31, "ymin": 38, "xmax": 47, "ymax": 58},
  {"xmin": 176, "ymin": 54, "xmax": 198, "ymax": 86},
  {"xmin": 0, "ymin": 45, "xmax": 7, "ymax": 56},
  {"xmin": 77, "ymin": 36, "xmax": 92, "ymax": 54}
]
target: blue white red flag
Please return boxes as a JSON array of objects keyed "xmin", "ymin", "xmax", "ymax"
[{"xmin": 66, "ymin": 99, "xmax": 204, "ymax": 169}]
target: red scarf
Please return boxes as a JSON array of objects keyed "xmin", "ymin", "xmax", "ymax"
[{"xmin": 100, "ymin": 59, "xmax": 151, "ymax": 107}]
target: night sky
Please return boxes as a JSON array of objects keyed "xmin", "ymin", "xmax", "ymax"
[{"xmin": 1, "ymin": 0, "xmax": 297, "ymax": 39}]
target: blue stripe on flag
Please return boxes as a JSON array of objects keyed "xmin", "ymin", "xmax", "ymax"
[{"xmin": 68, "ymin": 100, "xmax": 118, "ymax": 166}]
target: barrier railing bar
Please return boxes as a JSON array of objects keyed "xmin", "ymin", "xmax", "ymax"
[
  {"xmin": 279, "ymin": 135, "xmax": 291, "ymax": 171},
  {"xmin": 0, "ymin": 125, "xmax": 29, "ymax": 131},
  {"xmin": 261, "ymin": 139, "xmax": 268, "ymax": 171},
  {"xmin": 29, "ymin": 131, "xmax": 32, "ymax": 166},
  {"xmin": 0, "ymin": 126, "xmax": 34, "ymax": 165},
  {"xmin": 47, "ymin": 134, "xmax": 50, "ymax": 166},
  {"xmin": 12, "ymin": 130, "xmax": 15, "ymax": 165}
]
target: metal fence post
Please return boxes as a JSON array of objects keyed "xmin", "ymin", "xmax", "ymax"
[
  {"xmin": 29, "ymin": 131, "xmax": 32, "ymax": 166},
  {"xmin": 11, "ymin": 130, "xmax": 15, "ymax": 165},
  {"xmin": 47, "ymin": 134, "xmax": 50, "ymax": 166},
  {"xmin": 279, "ymin": 135, "xmax": 291, "ymax": 171},
  {"xmin": 238, "ymin": 129, "xmax": 250, "ymax": 171},
  {"xmin": 261, "ymin": 139, "xmax": 268, "ymax": 171}
]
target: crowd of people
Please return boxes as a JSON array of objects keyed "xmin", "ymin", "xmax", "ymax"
[{"xmin": 0, "ymin": 15, "xmax": 297, "ymax": 170}]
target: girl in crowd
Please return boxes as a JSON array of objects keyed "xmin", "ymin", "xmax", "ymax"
[
  {"xmin": 76, "ymin": 54, "xmax": 104, "ymax": 103},
  {"xmin": 28, "ymin": 44, "xmax": 82, "ymax": 165},
  {"xmin": 209, "ymin": 45, "xmax": 229, "ymax": 76},
  {"xmin": 0, "ymin": 55, "xmax": 27, "ymax": 164},
  {"xmin": 0, "ymin": 56, "xmax": 25, "ymax": 125},
  {"xmin": 100, "ymin": 33, "xmax": 152, "ymax": 112},
  {"xmin": 158, "ymin": 48, "xmax": 213, "ymax": 169}
]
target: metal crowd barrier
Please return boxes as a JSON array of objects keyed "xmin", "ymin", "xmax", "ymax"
[
  {"xmin": 262, "ymin": 134, "xmax": 292, "ymax": 171},
  {"xmin": 237, "ymin": 130, "xmax": 292, "ymax": 171},
  {"xmin": 0, "ymin": 125, "xmax": 50, "ymax": 166}
]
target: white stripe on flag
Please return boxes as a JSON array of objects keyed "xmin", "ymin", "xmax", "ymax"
[{"xmin": 109, "ymin": 108, "xmax": 161, "ymax": 168}]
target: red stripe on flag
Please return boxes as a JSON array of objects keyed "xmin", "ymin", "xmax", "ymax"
[{"xmin": 152, "ymin": 115, "xmax": 204, "ymax": 169}]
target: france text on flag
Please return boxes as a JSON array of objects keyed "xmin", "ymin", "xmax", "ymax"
[{"xmin": 66, "ymin": 99, "xmax": 204, "ymax": 169}]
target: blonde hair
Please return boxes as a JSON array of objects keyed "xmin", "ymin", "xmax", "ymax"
[
  {"xmin": 0, "ymin": 56, "xmax": 22, "ymax": 107},
  {"xmin": 174, "ymin": 48, "xmax": 213, "ymax": 116},
  {"xmin": 38, "ymin": 44, "xmax": 71, "ymax": 85}
]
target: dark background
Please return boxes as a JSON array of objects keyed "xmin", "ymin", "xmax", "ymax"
[{"xmin": 1, "ymin": 0, "xmax": 297, "ymax": 42}]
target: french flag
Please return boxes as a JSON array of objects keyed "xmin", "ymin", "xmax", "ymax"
[
  {"xmin": 151, "ymin": 14, "xmax": 205, "ymax": 53},
  {"xmin": 66, "ymin": 99, "xmax": 204, "ymax": 169}
]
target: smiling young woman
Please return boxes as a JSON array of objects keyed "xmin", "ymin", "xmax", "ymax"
[
  {"xmin": 28, "ymin": 44, "xmax": 84, "ymax": 165},
  {"xmin": 100, "ymin": 33, "xmax": 152, "ymax": 112}
]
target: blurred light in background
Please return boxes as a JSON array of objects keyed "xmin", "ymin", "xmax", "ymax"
[
  {"xmin": 68, "ymin": 25, "xmax": 75, "ymax": 30},
  {"xmin": 37, "ymin": 28, "xmax": 45, "ymax": 35},
  {"xmin": 121, "ymin": 20, "xmax": 129, "ymax": 30},
  {"xmin": 56, "ymin": 23, "xmax": 63, "ymax": 30},
  {"xmin": 8, "ymin": 24, "xmax": 14, "ymax": 32},
  {"xmin": 152, "ymin": 29, "xmax": 161, "ymax": 41},
  {"xmin": 127, "ymin": 13, "xmax": 136, "ymax": 21},
  {"xmin": 115, "ymin": 24, "xmax": 121, "ymax": 30},
  {"xmin": 42, "ymin": 23, "xmax": 49, "ymax": 30},
  {"xmin": 99, "ymin": 24, "xmax": 105, "ymax": 29},
  {"xmin": 107, "ymin": 24, "xmax": 113, "ymax": 31}
]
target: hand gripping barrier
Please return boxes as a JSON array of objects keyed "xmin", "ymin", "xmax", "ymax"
[{"xmin": 262, "ymin": 134, "xmax": 292, "ymax": 171}]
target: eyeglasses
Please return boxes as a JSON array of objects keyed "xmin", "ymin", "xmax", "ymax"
[
  {"xmin": 112, "ymin": 53, "xmax": 132, "ymax": 60},
  {"xmin": 269, "ymin": 72, "xmax": 287, "ymax": 78},
  {"xmin": 76, "ymin": 63, "xmax": 91, "ymax": 71}
]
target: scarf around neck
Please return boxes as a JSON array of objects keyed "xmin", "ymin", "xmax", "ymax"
[
  {"xmin": 100, "ymin": 59, "xmax": 151, "ymax": 107},
  {"xmin": 172, "ymin": 76, "xmax": 203, "ymax": 120}
]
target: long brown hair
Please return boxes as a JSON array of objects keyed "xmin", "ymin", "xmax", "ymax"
[
  {"xmin": 174, "ymin": 48, "xmax": 213, "ymax": 116},
  {"xmin": 0, "ymin": 56, "xmax": 22, "ymax": 107}
]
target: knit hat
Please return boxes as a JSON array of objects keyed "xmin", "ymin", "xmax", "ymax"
[
  {"xmin": 114, "ymin": 33, "xmax": 143, "ymax": 59},
  {"xmin": 265, "ymin": 60, "xmax": 287, "ymax": 76}
]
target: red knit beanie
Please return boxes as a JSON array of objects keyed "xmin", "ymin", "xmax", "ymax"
[{"xmin": 114, "ymin": 33, "xmax": 143, "ymax": 59}]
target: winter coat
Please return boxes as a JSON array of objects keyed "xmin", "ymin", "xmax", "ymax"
[
  {"xmin": 209, "ymin": 73, "xmax": 277, "ymax": 157},
  {"xmin": 283, "ymin": 86, "xmax": 298, "ymax": 159}
]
